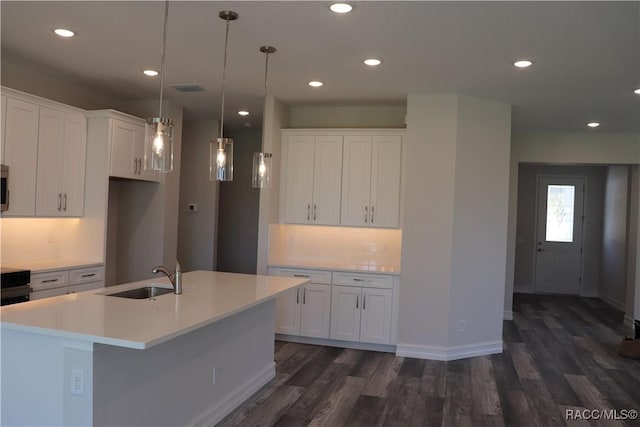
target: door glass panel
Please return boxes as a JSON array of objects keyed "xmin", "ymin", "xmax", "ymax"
[{"xmin": 546, "ymin": 185, "xmax": 575, "ymax": 242}]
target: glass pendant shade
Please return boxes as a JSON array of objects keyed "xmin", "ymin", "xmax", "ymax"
[
  {"xmin": 211, "ymin": 137, "xmax": 234, "ymax": 181},
  {"xmin": 252, "ymin": 152, "xmax": 272, "ymax": 188},
  {"xmin": 145, "ymin": 117, "xmax": 173, "ymax": 173}
]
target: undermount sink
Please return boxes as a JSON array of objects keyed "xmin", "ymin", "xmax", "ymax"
[{"xmin": 106, "ymin": 286, "xmax": 174, "ymax": 299}]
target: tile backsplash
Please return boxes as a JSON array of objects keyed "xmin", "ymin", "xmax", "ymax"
[{"xmin": 268, "ymin": 224, "xmax": 401, "ymax": 270}]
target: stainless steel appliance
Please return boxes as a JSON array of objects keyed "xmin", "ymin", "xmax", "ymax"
[
  {"xmin": 1, "ymin": 165, "xmax": 8, "ymax": 212},
  {"xmin": 1, "ymin": 268, "xmax": 32, "ymax": 305}
]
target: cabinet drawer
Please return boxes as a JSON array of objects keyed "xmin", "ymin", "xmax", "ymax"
[
  {"xmin": 332, "ymin": 272, "xmax": 393, "ymax": 289},
  {"xmin": 31, "ymin": 271, "xmax": 69, "ymax": 290},
  {"xmin": 69, "ymin": 266, "xmax": 104, "ymax": 285},
  {"xmin": 268, "ymin": 267, "xmax": 332, "ymax": 284},
  {"xmin": 68, "ymin": 281, "xmax": 103, "ymax": 294},
  {"xmin": 30, "ymin": 287, "xmax": 68, "ymax": 300}
]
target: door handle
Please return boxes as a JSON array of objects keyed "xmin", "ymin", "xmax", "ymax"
[
  {"xmin": 371, "ymin": 206, "xmax": 374, "ymax": 223},
  {"xmin": 364, "ymin": 206, "xmax": 368, "ymax": 223},
  {"xmin": 363, "ymin": 294, "xmax": 366, "ymax": 310},
  {"xmin": 63, "ymin": 193, "xmax": 67, "ymax": 211},
  {"xmin": 139, "ymin": 158, "xmax": 143, "ymax": 174},
  {"xmin": 313, "ymin": 204, "xmax": 317, "ymax": 221},
  {"xmin": 356, "ymin": 295, "xmax": 359, "ymax": 309},
  {"xmin": 307, "ymin": 204, "xmax": 310, "ymax": 221},
  {"xmin": 57, "ymin": 193, "xmax": 62, "ymax": 211},
  {"xmin": 296, "ymin": 288, "xmax": 300, "ymax": 304},
  {"xmin": 303, "ymin": 287, "xmax": 306, "ymax": 304}
]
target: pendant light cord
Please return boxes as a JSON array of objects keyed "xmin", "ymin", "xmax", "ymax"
[
  {"xmin": 220, "ymin": 17, "xmax": 231, "ymax": 140},
  {"xmin": 158, "ymin": 0, "xmax": 169, "ymax": 119}
]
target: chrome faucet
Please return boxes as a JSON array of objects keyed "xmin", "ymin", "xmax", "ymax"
[{"xmin": 152, "ymin": 261, "xmax": 182, "ymax": 295}]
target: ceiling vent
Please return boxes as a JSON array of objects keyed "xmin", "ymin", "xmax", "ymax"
[{"xmin": 171, "ymin": 84, "xmax": 204, "ymax": 92}]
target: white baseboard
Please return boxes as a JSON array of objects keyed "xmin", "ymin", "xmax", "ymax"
[
  {"xmin": 599, "ymin": 294, "xmax": 625, "ymax": 311},
  {"xmin": 624, "ymin": 314, "xmax": 636, "ymax": 330},
  {"xmin": 395, "ymin": 340, "xmax": 503, "ymax": 361},
  {"xmin": 191, "ymin": 362, "xmax": 275, "ymax": 427},
  {"xmin": 503, "ymin": 310, "xmax": 514, "ymax": 321},
  {"xmin": 514, "ymin": 286, "xmax": 533, "ymax": 294},
  {"xmin": 580, "ymin": 289, "xmax": 598, "ymax": 298},
  {"xmin": 276, "ymin": 334, "xmax": 396, "ymax": 353}
]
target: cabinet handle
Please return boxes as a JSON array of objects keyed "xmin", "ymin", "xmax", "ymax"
[
  {"xmin": 138, "ymin": 158, "xmax": 143, "ymax": 174},
  {"xmin": 364, "ymin": 206, "xmax": 368, "ymax": 223},
  {"xmin": 303, "ymin": 288, "xmax": 306, "ymax": 304},
  {"xmin": 307, "ymin": 204, "xmax": 310, "ymax": 221},
  {"xmin": 293, "ymin": 274, "xmax": 310, "ymax": 278},
  {"xmin": 363, "ymin": 294, "xmax": 366, "ymax": 310},
  {"xmin": 353, "ymin": 278, "xmax": 371, "ymax": 283},
  {"xmin": 81, "ymin": 273, "xmax": 96, "ymax": 278},
  {"xmin": 57, "ymin": 193, "xmax": 62, "ymax": 211},
  {"xmin": 134, "ymin": 158, "xmax": 138, "ymax": 174},
  {"xmin": 313, "ymin": 204, "xmax": 317, "ymax": 221},
  {"xmin": 41, "ymin": 279, "xmax": 58, "ymax": 283},
  {"xmin": 356, "ymin": 295, "xmax": 359, "ymax": 309},
  {"xmin": 296, "ymin": 288, "xmax": 300, "ymax": 304},
  {"xmin": 371, "ymin": 206, "xmax": 374, "ymax": 223},
  {"xmin": 63, "ymin": 193, "xmax": 67, "ymax": 211}
]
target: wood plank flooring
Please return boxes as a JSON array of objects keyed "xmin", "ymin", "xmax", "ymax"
[{"xmin": 217, "ymin": 294, "xmax": 640, "ymax": 426}]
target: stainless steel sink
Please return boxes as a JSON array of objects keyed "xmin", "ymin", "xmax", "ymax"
[{"xmin": 106, "ymin": 286, "xmax": 174, "ymax": 299}]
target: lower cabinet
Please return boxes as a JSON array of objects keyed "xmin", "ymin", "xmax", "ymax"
[
  {"xmin": 30, "ymin": 265, "xmax": 105, "ymax": 301},
  {"xmin": 275, "ymin": 283, "xmax": 331, "ymax": 338},
  {"xmin": 330, "ymin": 285, "xmax": 393, "ymax": 345}
]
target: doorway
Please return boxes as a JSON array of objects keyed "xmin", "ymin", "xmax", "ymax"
[{"xmin": 533, "ymin": 176, "xmax": 585, "ymax": 294}]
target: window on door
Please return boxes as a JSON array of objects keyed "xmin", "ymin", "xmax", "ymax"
[{"xmin": 545, "ymin": 185, "xmax": 576, "ymax": 242}]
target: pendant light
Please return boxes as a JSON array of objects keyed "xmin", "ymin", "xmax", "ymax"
[
  {"xmin": 145, "ymin": 0, "xmax": 174, "ymax": 173},
  {"xmin": 210, "ymin": 10, "xmax": 238, "ymax": 182},
  {"xmin": 252, "ymin": 46, "xmax": 276, "ymax": 189}
]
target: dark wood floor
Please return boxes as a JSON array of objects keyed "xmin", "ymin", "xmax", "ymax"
[{"xmin": 218, "ymin": 294, "xmax": 640, "ymax": 427}]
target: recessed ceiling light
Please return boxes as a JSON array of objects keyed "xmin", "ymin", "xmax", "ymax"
[
  {"xmin": 143, "ymin": 70, "xmax": 159, "ymax": 77},
  {"xmin": 634, "ymin": 88, "xmax": 640, "ymax": 95},
  {"xmin": 364, "ymin": 58, "xmax": 382, "ymax": 67},
  {"xmin": 513, "ymin": 60, "xmax": 533, "ymax": 68},
  {"xmin": 329, "ymin": 3, "xmax": 353, "ymax": 13},
  {"xmin": 308, "ymin": 81, "xmax": 323, "ymax": 87},
  {"xmin": 54, "ymin": 28, "xmax": 75, "ymax": 38},
  {"xmin": 238, "ymin": 110, "xmax": 250, "ymax": 116},
  {"xmin": 586, "ymin": 122, "xmax": 600, "ymax": 128}
]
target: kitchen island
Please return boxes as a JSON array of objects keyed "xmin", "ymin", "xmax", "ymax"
[{"xmin": 0, "ymin": 270, "xmax": 308, "ymax": 426}]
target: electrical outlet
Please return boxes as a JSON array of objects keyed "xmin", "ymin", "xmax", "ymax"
[
  {"xmin": 71, "ymin": 369, "xmax": 84, "ymax": 395},
  {"xmin": 212, "ymin": 367, "xmax": 218, "ymax": 385},
  {"xmin": 459, "ymin": 320, "xmax": 466, "ymax": 332},
  {"xmin": 187, "ymin": 203, "xmax": 198, "ymax": 213}
]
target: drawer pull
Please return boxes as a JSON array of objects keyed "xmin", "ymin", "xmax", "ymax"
[
  {"xmin": 353, "ymin": 278, "xmax": 371, "ymax": 283},
  {"xmin": 356, "ymin": 295, "xmax": 359, "ymax": 309},
  {"xmin": 303, "ymin": 288, "xmax": 306, "ymax": 304},
  {"xmin": 363, "ymin": 294, "xmax": 366, "ymax": 310},
  {"xmin": 296, "ymin": 288, "xmax": 300, "ymax": 304},
  {"xmin": 81, "ymin": 273, "xmax": 96, "ymax": 278},
  {"xmin": 41, "ymin": 279, "xmax": 58, "ymax": 283},
  {"xmin": 294, "ymin": 274, "xmax": 310, "ymax": 278}
]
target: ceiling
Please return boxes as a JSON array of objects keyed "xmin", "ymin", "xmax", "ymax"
[{"xmin": 1, "ymin": 1, "xmax": 639, "ymax": 133}]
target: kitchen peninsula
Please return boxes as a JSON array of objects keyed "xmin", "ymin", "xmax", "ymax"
[{"xmin": 1, "ymin": 270, "xmax": 308, "ymax": 426}]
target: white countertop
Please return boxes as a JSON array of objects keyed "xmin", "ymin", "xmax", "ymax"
[
  {"xmin": 2, "ymin": 259, "xmax": 103, "ymax": 273},
  {"xmin": 0, "ymin": 271, "xmax": 307, "ymax": 349},
  {"xmin": 268, "ymin": 262, "xmax": 401, "ymax": 275}
]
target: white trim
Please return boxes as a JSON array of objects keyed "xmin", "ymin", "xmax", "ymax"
[
  {"xmin": 600, "ymin": 294, "xmax": 625, "ymax": 311},
  {"xmin": 580, "ymin": 289, "xmax": 598, "ymax": 298},
  {"xmin": 503, "ymin": 310, "xmax": 514, "ymax": 321},
  {"xmin": 395, "ymin": 340, "xmax": 503, "ymax": 361},
  {"xmin": 190, "ymin": 362, "xmax": 275, "ymax": 427},
  {"xmin": 624, "ymin": 314, "xmax": 636, "ymax": 330},
  {"xmin": 514, "ymin": 286, "xmax": 534, "ymax": 294},
  {"xmin": 276, "ymin": 334, "xmax": 396, "ymax": 353}
]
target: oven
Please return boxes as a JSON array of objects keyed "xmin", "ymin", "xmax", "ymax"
[
  {"xmin": 1, "ymin": 165, "xmax": 8, "ymax": 212},
  {"xmin": 1, "ymin": 268, "xmax": 32, "ymax": 306}
]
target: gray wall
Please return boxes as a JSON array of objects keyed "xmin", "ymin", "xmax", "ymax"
[
  {"xmin": 289, "ymin": 104, "xmax": 405, "ymax": 128},
  {"xmin": 216, "ymin": 129, "xmax": 262, "ymax": 274},
  {"xmin": 176, "ymin": 120, "xmax": 219, "ymax": 272},
  {"xmin": 600, "ymin": 166, "xmax": 630, "ymax": 309},
  {"xmin": 514, "ymin": 164, "xmax": 606, "ymax": 296}
]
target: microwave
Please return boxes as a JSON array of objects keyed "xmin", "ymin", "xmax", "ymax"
[{"xmin": 1, "ymin": 165, "xmax": 8, "ymax": 212}]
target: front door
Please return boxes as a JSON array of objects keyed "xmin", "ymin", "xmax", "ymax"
[{"xmin": 534, "ymin": 176, "xmax": 585, "ymax": 294}]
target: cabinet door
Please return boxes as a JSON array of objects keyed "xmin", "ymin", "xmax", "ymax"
[
  {"xmin": 68, "ymin": 281, "xmax": 103, "ymax": 294},
  {"xmin": 300, "ymin": 283, "xmax": 331, "ymax": 338},
  {"xmin": 136, "ymin": 124, "xmax": 159, "ymax": 182},
  {"xmin": 35, "ymin": 107, "xmax": 65, "ymax": 216},
  {"xmin": 340, "ymin": 136, "xmax": 372, "ymax": 226},
  {"xmin": 370, "ymin": 136, "xmax": 401, "ymax": 228},
  {"xmin": 275, "ymin": 287, "xmax": 302, "ymax": 335},
  {"xmin": 284, "ymin": 135, "xmax": 315, "ymax": 224},
  {"xmin": 330, "ymin": 285, "xmax": 361, "ymax": 341},
  {"xmin": 312, "ymin": 136, "xmax": 343, "ymax": 225},
  {"xmin": 360, "ymin": 288, "xmax": 393, "ymax": 344},
  {"xmin": 3, "ymin": 97, "xmax": 39, "ymax": 216},
  {"xmin": 110, "ymin": 120, "xmax": 138, "ymax": 179},
  {"xmin": 61, "ymin": 111, "xmax": 87, "ymax": 216}
]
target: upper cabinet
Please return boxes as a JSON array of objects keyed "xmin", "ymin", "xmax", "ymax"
[
  {"xmin": 87, "ymin": 110, "xmax": 159, "ymax": 183},
  {"xmin": 281, "ymin": 129, "xmax": 403, "ymax": 228},
  {"xmin": 341, "ymin": 135, "xmax": 402, "ymax": 227},
  {"xmin": 283, "ymin": 134, "xmax": 342, "ymax": 225},
  {"xmin": 36, "ymin": 107, "xmax": 87, "ymax": 216}
]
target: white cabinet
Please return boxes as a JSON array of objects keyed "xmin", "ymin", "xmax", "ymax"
[
  {"xmin": 283, "ymin": 134, "xmax": 342, "ymax": 225},
  {"xmin": 2, "ymin": 96, "xmax": 40, "ymax": 216},
  {"xmin": 269, "ymin": 267, "xmax": 332, "ymax": 338},
  {"xmin": 330, "ymin": 272, "xmax": 394, "ymax": 345},
  {"xmin": 1, "ymin": 94, "xmax": 6, "ymax": 161},
  {"xmin": 109, "ymin": 118, "xmax": 158, "ymax": 182},
  {"xmin": 341, "ymin": 135, "xmax": 402, "ymax": 227},
  {"xmin": 30, "ymin": 265, "xmax": 104, "ymax": 300},
  {"xmin": 35, "ymin": 107, "xmax": 86, "ymax": 216}
]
